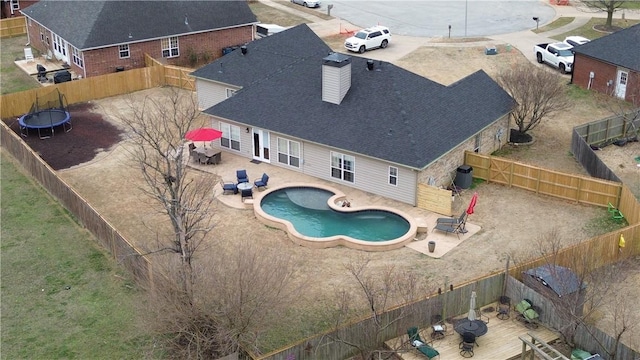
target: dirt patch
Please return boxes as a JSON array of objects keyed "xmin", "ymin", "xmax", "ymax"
[{"xmin": 2, "ymin": 103, "xmax": 123, "ymax": 170}]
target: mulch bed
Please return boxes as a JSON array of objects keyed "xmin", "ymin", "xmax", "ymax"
[{"xmin": 3, "ymin": 102, "xmax": 123, "ymax": 170}]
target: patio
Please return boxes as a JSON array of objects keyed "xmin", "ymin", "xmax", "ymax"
[
  {"xmin": 14, "ymin": 54, "xmax": 78, "ymax": 85},
  {"xmin": 185, "ymin": 147, "xmax": 482, "ymax": 256},
  {"xmin": 385, "ymin": 306, "xmax": 560, "ymax": 359}
]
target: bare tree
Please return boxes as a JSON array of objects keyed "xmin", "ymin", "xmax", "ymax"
[
  {"xmin": 205, "ymin": 240, "xmax": 299, "ymax": 355},
  {"xmin": 577, "ymin": 0, "xmax": 628, "ymax": 29},
  {"xmin": 497, "ymin": 63, "xmax": 571, "ymax": 140},
  {"xmin": 584, "ymin": 258, "xmax": 639, "ymax": 359},
  {"xmin": 121, "ymin": 88, "xmax": 216, "ymax": 303},
  {"xmin": 330, "ymin": 256, "xmax": 431, "ymax": 360}
]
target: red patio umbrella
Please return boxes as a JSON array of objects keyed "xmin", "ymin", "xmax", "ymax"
[
  {"xmin": 466, "ymin": 192, "xmax": 478, "ymax": 215},
  {"xmin": 185, "ymin": 127, "xmax": 223, "ymax": 142}
]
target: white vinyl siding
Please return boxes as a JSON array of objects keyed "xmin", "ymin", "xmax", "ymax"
[
  {"xmin": 195, "ymin": 79, "xmax": 241, "ymax": 110},
  {"xmin": 303, "ymin": 143, "xmax": 416, "ymax": 205}
]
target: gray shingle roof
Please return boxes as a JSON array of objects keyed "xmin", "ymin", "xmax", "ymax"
[
  {"xmin": 525, "ymin": 265, "xmax": 585, "ymax": 297},
  {"xmin": 198, "ymin": 24, "xmax": 515, "ymax": 169},
  {"xmin": 571, "ymin": 23, "xmax": 640, "ymax": 71},
  {"xmin": 21, "ymin": 1, "xmax": 257, "ymax": 50}
]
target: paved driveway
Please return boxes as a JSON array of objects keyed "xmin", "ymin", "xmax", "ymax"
[{"xmin": 324, "ymin": 0, "xmax": 555, "ymax": 37}]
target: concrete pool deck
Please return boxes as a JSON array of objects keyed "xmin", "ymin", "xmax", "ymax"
[{"xmin": 189, "ymin": 149, "xmax": 480, "ymax": 257}]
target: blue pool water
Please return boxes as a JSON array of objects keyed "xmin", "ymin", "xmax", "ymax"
[{"xmin": 260, "ymin": 187, "xmax": 410, "ymax": 241}]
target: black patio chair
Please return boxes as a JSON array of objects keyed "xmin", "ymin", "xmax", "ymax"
[
  {"xmin": 459, "ymin": 331, "xmax": 475, "ymax": 358},
  {"xmin": 497, "ymin": 295, "xmax": 511, "ymax": 320},
  {"xmin": 241, "ymin": 188, "xmax": 253, "ymax": 201}
]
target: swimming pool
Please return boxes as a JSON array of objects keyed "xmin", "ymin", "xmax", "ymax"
[{"xmin": 253, "ymin": 184, "xmax": 417, "ymax": 251}]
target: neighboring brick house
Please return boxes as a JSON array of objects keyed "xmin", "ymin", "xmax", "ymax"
[
  {"xmin": 1, "ymin": 0, "xmax": 37, "ymax": 18},
  {"xmin": 191, "ymin": 25, "xmax": 515, "ymax": 206},
  {"xmin": 571, "ymin": 24, "xmax": 640, "ymax": 103},
  {"xmin": 21, "ymin": 1, "xmax": 257, "ymax": 78}
]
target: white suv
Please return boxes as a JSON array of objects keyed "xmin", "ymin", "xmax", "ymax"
[{"xmin": 344, "ymin": 26, "xmax": 391, "ymax": 54}]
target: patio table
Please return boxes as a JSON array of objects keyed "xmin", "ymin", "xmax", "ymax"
[{"xmin": 454, "ymin": 319, "xmax": 488, "ymax": 338}]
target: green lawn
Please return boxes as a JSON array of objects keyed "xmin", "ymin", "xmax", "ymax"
[
  {"xmin": 551, "ymin": 18, "xmax": 640, "ymax": 41},
  {"xmin": 1, "ymin": 35, "xmax": 41, "ymax": 95},
  {"xmin": 1, "ymin": 151, "xmax": 158, "ymax": 359}
]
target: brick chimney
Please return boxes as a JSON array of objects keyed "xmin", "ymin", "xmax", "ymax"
[{"xmin": 322, "ymin": 52, "xmax": 351, "ymax": 105}]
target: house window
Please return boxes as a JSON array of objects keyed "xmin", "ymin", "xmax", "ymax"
[
  {"xmin": 389, "ymin": 166, "xmax": 398, "ymax": 186},
  {"xmin": 72, "ymin": 47, "xmax": 83, "ymax": 68},
  {"xmin": 119, "ymin": 44, "xmax": 130, "ymax": 59},
  {"xmin": 10, "ymin": 0, "xmax": 19, "ymax": 12},
  {"xmin": 161, "ymin": 36, "xmax": 179, "ymax": 58},
  {"xmin": 40, "ymin": 30, "xmax": 44, "ymax": 42},
  {"xmin": 220, "ymin": 123, "xmax": 240, "ymax": 151},
  {"xmin": 53, "ymin": 34, "xmax": 67, "ymax": 57},
  {"xmin": 331, "ymin": 152, "xmax": 355, "ymax": 183},
  {"xmin": 474, "ymin": 134, "xmax": 481, "ymax": 153},
  {"xmin": 277, "ymin": 138, "xmax": 300, "ymax": 168},
  {"xmin": 226, "ymin": 89, "xmax": 236, "ymax": 98}
]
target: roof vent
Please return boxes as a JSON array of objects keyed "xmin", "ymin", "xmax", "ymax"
[
  {"xmin": 367, "ymin": 59, "xmax": 374, "ymax": 71},
  {"xmin": 184, "ymin": 15, "xmax": 188, "ymax": 25},
  {"xmin": 241, "ymin": 46, "xmax": 247, "ymax": 55}
]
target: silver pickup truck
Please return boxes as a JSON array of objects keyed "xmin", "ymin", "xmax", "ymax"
[{"xmin": 534, "ymin": 42, "xmax": 574, "ymax": 74}]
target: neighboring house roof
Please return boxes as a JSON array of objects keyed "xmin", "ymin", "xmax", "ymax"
[
  {"xmin": 21, "ymin": 0, "xmax": 257, "ymax": 50},
  {"xmin": 196, "ymin": 24, "xmax": 515, "ymax": 170},
  {"xmin": 524, "ymin": 265, "xmax": 585, "ymax": 297},
  {"xmin": 571, "ymin": 23, "xmax": 640, "ymax": 71}
]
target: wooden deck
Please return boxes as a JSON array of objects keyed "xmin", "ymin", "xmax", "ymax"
[{"xmin": 385, "ymin": 310, "xmax": 559, "ymax": 360}]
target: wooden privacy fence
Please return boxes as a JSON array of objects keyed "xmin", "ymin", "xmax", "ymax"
[
  {"xmin": 253, "ymin": 273, "xmax": 506, "ymax": 360},
  {"xmin": 1, "ymin": 66, "xmax": 165, "ymax": 119},
  {"xmin": 464, "ymin": 151, "xmax": 622, "ymax": 207},
  {"xmin": 1, "ymin": 55, "xmax": 196, "ymax": 120},
  {"xmin": 0, "ymin": 121, "xmax": 154, "ymax": 287},
  {"xmin": 144, "ymin": 54, "xmax": 195, "ymax": 91},
  {"xmin": 509, "ymin": 224, "xmax": 639, "ymax": 282},
  {"xmin": 0, "ymin": 16, "xmax": 26, "ymax": 38},
  {"xmin": 573, "ymin": 111, "xmax": 639, "ymax": 146},
  {"xmin": 571, "ymin": 128, "xmax": 622, "ymax": 183}
]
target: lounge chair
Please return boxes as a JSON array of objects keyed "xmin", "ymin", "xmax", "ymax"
[
  {"xmin": 254, "ymin": 173, "xmax": 269, "ymax": 190},
  {"xmin": 432, "ymin": 220, "xmax": 465, "ymax": 239},
  {"xmin": 436, "ymin": 211, "xmax": 466, "ymax": 225},
  {"xmin": 220, "ymin": 180, "xmax": 238, "ymax": 195},
  {"xmin": 515, "ymin": 300, "xmax": 539, "ymax": 329},
  {"xmin": 236, "ymin": 169, "xmax": 249, "ymax": 183},
  {"xmin": 407, "ymin": 327, "xmax": 439, "ymax": 359}
]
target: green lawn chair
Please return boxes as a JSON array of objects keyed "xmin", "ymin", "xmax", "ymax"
[{"xmin": 407, "ymin": 327, "xmax": 440, "ymax": 359}]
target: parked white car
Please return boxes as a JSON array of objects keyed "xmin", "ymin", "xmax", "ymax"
[
  {"xmin": 344, "ymin": 26, "xmax": 391, "ymax": 54},
  {"xmin": 563, "ymin": 36, "xmax": 590, "ymax": 47},
  {"xmin": 291, "ymin": 0, "xmax": 320, "ymax": 8}
]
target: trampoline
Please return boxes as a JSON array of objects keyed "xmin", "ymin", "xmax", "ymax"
[{"xmin": 18, "ymin": 88, "xmax": 72, "ymax": 139}]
